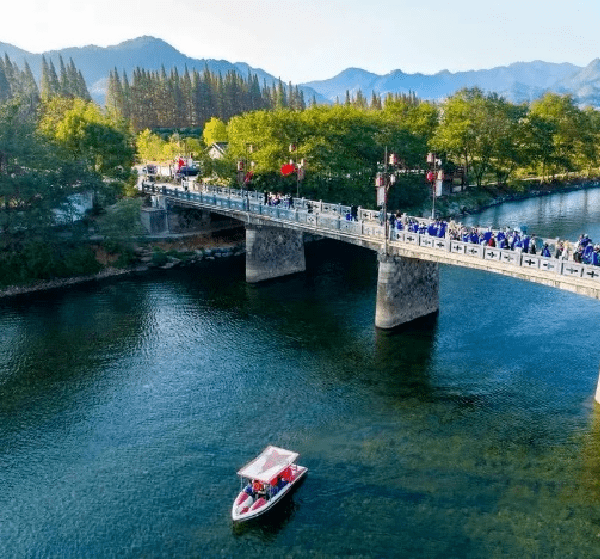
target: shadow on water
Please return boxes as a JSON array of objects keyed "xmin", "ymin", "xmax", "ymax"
[
  {"xmin": 169, "ymin": 239, "xmax": 441, "ymax": 405},
  {"xmin": 372, "ymin": 312, "xmax": 438, "ymax": 400}
]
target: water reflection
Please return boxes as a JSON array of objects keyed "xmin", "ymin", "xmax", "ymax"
[{"xmin": 464, "ymin": 186, "xmax": 600, "ymax": 241}]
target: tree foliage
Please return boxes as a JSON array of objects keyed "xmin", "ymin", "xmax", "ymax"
[
  {"xmin": 225, "ymin": 103, "xmax": 434, "ymax": 206},
  {"xmin": 41, "ymin": 55, "xmax": 90, "ymax": 101},
  {"xmin": 431, "ymin": 88, "xmax": 600, "ymax": 186},
  {"xmin": 38, "ymin": 97, "xmax": 134, "ymax": 176},
  {"xmin": 107, "ymin": 65, "xmax": 306, "ymax": 132},
  {"xmin": 0, "ymin": 55, "xmax": 135, "ymax": 254},
  {"xmin": 202, "ymin": 117, "xmax": 228, "ymax": 146}
]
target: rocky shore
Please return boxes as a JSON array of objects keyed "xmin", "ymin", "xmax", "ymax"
[{"xmin": 0, "ymin": 241, "xmax": 247, "ymax": 299}]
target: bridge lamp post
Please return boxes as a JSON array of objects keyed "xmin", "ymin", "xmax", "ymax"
[
  {"xmin": 376, "ymin": 147, "xmax": 396, "ymax": 256},
  {"xmin": 289, "ymin": 143, "xmax": 305, "ymax": 200},
  {"xmin": 238, "ymin": 143, "xmax": 255, "ymax": 210},
  {"xmin": 377, "ymin": 148, "xmax": 403, "ymax": 255},
  {"xmin": 426, "ymin": 152, "xmax": 442, "ymax": 220}
]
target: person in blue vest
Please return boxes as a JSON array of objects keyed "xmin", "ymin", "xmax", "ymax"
[
  {"xmin": 511, "ymin": 232, "xmax": 520, "ymax": 250},
  {"xmin": 541, "ymin": 243, "xmax": 551, "ymax": 258}
]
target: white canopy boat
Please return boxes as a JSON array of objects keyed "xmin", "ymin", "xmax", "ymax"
[{"xmin": 232, "ymin": 446, "xmax": 307, "ymax": 522}]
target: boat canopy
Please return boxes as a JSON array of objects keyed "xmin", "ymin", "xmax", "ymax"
[{"xmin": 237, "ymin": 446, "xmax": 299, "ymax": 483}]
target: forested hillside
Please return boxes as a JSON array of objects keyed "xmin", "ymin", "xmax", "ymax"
[
  {"xmin": 0, "ymin": 53, "xmax": 90, "ymax": 106},
  {"xmin": 106, "ymin": 66, "xmax": 308, "ymax": 131}
]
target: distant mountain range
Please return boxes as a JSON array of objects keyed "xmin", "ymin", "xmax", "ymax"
[
  {"xmin": 2, "ymin": 36, "xmax": 600, "ymax": 108},
  {"xmin": 303, "ymin": 62, "xmax": 586, "ymax": 104},
  {"xmin": 0, "ymin": 36, "xmax": 328, "ymax": 105}
]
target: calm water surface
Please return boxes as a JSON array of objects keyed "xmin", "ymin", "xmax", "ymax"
[{"xmin": 2, "ymin": 188, "xmax": 600, "ymax": 558}]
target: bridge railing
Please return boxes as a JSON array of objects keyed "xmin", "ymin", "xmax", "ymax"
[{"xmin": 140, "ymin": 181, "xmax": 600, "ymax": 283}]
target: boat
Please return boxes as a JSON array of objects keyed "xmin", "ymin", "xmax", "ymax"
[{"xmin": 232, "ymin": 446, "xmax": 307, "ymax": 522}]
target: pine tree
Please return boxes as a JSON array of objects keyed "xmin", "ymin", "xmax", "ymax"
[
  {"xmin": 370, "ymin": 91, "xmax": 382, "ymax": 110},
  {"xmin": 58, "ymin": 55, "xmax": 69, "ymax": 97},
  {"xmin": 47, "ymin": 60, "xmax": 60, "ymax": 98},
  {"xmin": 20, "ymin": 61, "xmax": 39, "ymax": 109},
  {"xmin": 0, "ymin": 60, "xmax": 10, "ymax": 103},
  {"xmin": 276, "ymin": 79, "xmax": 286, "ymax": 108},
  {"xmin": 3, "ymin": 55, "xmax": 16, "ymax": 97},
  {"xmin": 40, "ymin": 56, "xmax": 51, "ymax": 100},
  {"xmin": 121, "ymin": 70, "xmax": 131, "ymax": 122}
]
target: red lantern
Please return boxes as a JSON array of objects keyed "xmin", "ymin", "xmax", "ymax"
[{"xmin": 281, "ymin": 163, "xmax": 297, "ymax": 176}]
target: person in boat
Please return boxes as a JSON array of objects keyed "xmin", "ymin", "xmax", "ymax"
[{"xmin": 252, "ymin": 479, "xmax": 265, "ymax": 498}]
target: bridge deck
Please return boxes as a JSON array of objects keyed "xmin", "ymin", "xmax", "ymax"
[{"xmin": 141, "ymin": 182, "xmax": 600, "ymax": 301}]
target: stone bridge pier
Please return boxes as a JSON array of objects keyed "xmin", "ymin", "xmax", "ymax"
[
  {"xmin": 375, "ymin": 254, "xmax": 439, "ymax": 329},
  {"xmin": 245, "ymin": 225, "xmax": 306, "ymax": 283}
]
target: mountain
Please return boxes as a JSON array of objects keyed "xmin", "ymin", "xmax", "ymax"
[
  {"xmin": 0, "ymin": 36, "xmax": 328, "ymax": 105},
  {"xmin": 303, "ymin": 61, "xmax": 583, "ymax": 105},
  {"xmin": 1, "ymin": 36, "xmax": 598, "ymax": 108},
  {"xmin": 554, "ymin": 58, "xmax": 600, "ymax": 106}
]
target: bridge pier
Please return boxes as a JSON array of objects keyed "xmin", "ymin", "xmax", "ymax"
[
  {"xmin": 375, "ymin": 254, "xmax": 439, "ymax": 329},
  {"xmin": 245, "ymin": 225, "xmax": 306, "ymax": 283}
]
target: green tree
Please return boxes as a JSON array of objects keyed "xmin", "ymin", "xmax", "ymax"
[
  {"xmin": 431, "ymin": 88, "xmax": 521, "ymax": 187},
  {"xmin": 527, "ymin": 93, "xmax": 586, "ymax": 180},
  {"xmin": 38, "ymin": 97, "xmax": 134, "ymax": 180},
  {"xmin": 203, "ymin": 116, "xmax": 228, "ymax": 145}
]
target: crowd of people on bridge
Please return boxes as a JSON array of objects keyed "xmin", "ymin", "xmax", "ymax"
[
  {"xmin": 141, "ymin": 179, "xmax": 600, "ymax": 267},
  {"xmin": 389, "ymin": 213, "xmax": 600, "ymax": 266}
]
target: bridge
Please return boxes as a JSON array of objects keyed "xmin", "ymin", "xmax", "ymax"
[{"xmin": 141, "ymin": 179, "xmax": 600, "ymax": 313}]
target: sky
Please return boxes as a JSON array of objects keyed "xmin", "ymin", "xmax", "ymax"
[{"xmin": 3, "ymin": 0, "xmax": 600, "ymax": 83}]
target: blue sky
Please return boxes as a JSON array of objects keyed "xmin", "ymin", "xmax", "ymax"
[{"xmin": 4, "ymin": 0, "xmax": 600, "ymax": 83}]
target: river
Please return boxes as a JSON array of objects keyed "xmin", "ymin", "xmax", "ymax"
[{"xmin": 2, "ymin": 187, "xmax": 600, "ymax": 558}]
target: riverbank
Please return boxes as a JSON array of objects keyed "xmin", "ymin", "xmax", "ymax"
[{"xmin": 0, "ymin": 237, "xmax": 247, "ymax": 300}]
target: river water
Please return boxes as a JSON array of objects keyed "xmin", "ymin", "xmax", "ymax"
[{"xmin": 2, "ymin": 188, "xmax": 600, "ymax": 558}]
